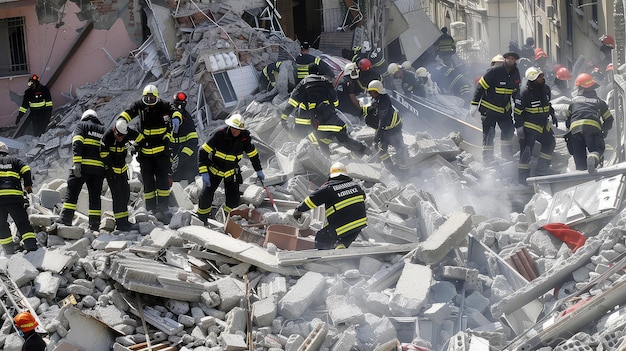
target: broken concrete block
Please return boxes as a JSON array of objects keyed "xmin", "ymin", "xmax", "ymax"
[
  {"xmin": 220, "ymin": 333, "xmax": 247, "ymax": 350},
  {"xmin": 26, "ymin": 247, "xmax": 79, "ymax": 274},
  {"xmin": 105, "ymin": 241, "xmax": 128, "ymax": 252},
  {"xmin": 423, "ymin": 303, "xmax": 452, "ymax": 323},
  {"xmin": 252, "ymin": 298, "xmax": 277, "ymax": 327},
  {"xmin": 389, "ymin": 262, "xmax": 431, "ymax": 316},
  {"xmin": 225, "ymin": 307, "xmax": 247, "ymax": 334},
  {"xmin": 217, "ymin": 277, "xmax": 245, "ymax": 311},
  {"xmin": 39, "ymin": 189, "xmax": 62, "ymax": 209},
  {"xmin": 170, "ymin": 182, "xmax": 194, "ymax": 210},
  {"xmin": 278, "ymin": 271, "xmax": 326, "ymax": 319},
  {"xmin": 284, "ymin": 334, "xmax": 304, "ymax": 351},
  {"xmin": 326, "ymin": 295, "xmax": 365, "ymax": 327},
  {"xmin": 7, "ymin": 254, "xmax": 39, "ymax": 286},
  {"xmin": 29, "ymin": 214, "xmax": 56, "ymax": 227},
  {"xmin": 169, "ymin": 210, "xmax": 192, "ymax": 230},
  {"xmin": 359, "ymin": 256, "xmax": 383, "ymax": 276},
  {"xmin": 258, "ymin": 275, "xmax": 287, "ymax": 300},
  {"xmin": 430, "ymin": 281, "xmax": 457, "ymax": 303},
  {"xmin": 56, "ymin": 225, "xmax": 85, "ymax": 240},
  {"xmin": 413, "ymin": 212, "xmax": 472, "ymax": 265},
  {"xmin": 34, "ymin": 271, "xmax": 61, "ymax": 300},
  {"xmin": 149, "ymin": 228, "xmax": 184, "ymax": 248}
]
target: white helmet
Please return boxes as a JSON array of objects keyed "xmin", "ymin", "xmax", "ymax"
[
  {"xmin": 81, "ymin": 109, "xmax": 97, "ymax": 121},
  {"xmin": 0, "ymin": 142, "xmax": 8, "ymax": 155},
  {"xmin": 387, "ymin": 63, "xmax": 399, "ymax": 75},
  {"xmin": 225, "ymin": 113, "xmax": 246, "ymax": 130},
  {"xmin": 401, "ymin": 61, "xmax": 412, "ymax": 70},
  {"xmin": 491, "ymin": 54, "xmax": 505, "ymax": 64},
  {"xmin": 115, "ymin": 119, "xmax": 128, "ymax": 135},
  {"xmin": 142, "ymin": 84, "xmax": 159, "ymax": 106},
  {"xmin": 525, "ymin": 67, "xmax": 543, "ymax": 81},
  {"xmin": 415, "ymin": 67, "xmax": 429, "ymax": 78},
  {"xmin": 367, "ymin": 80, "xmax": 387, "ymax": 94},
  {"xmin": 329, "ymin": 162, "xmax": 347, "ymax": 178}
]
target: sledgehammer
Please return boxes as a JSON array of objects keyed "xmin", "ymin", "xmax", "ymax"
[{"xmin": 260, "ymin": 179, "xmax": 279, "ymax": 212}]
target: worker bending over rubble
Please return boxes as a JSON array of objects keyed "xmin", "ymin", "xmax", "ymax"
[
  {"xmin": 59, "ymin": 109, "xmax": 106, "ymax": 231},
  {"xmin": 293, "ymin": 162, "xmax": 367, "ymax": 250},
  {"xmin": 0, "ymin": 142, "xmax": 37, "ymax": 253},
  {"xmin": 170, "ymin": 91, "xmax": 199, "ymax": 185},
  {"xmin": 117, "ymin": 84, "xmax": 182, "ymax": 223},
  {"xmin": 196, "ymin": 114, "xmax": 265, "ymax": 224},
  {"xmin": 307, "ymin": 101, "xmax": 370, "ymax": 158},
  {"xmin": 14, "ymin": 311, "xmax": 46, "ymax": 351},
  {"xmin": 100, "ymin": 119, "xmax": 139, "ymax": 231}
]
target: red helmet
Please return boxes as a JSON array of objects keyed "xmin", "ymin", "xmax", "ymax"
[
  {"xmin": 600, "ymin": 35, "xmax": 615, "ymax": 48},
  {"xmin": 358, "ymin": 58, "xmax": 372, "ymax": 71},
  {"xmin": 575, "ymin": 73, "xmax": 597, "ymax": 88},
  {"xmin": 534, "ymin": 48, "xmax": 548, "ymax": 60},
  {"xmin": 174, "ymin": 91, "xmax": 187, "ymax": 102},
  {"xmin": 14, "ymin": 312, "xmax": 38, "ymax": 332},
  {"xmin": 556, "ymin": 67, "xmax": 572, "ymax": 80},
  {"xmin": 607, "ymin": 63, "xmax": 614, "ymax": 71}
]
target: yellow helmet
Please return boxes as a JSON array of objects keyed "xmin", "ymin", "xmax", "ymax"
[
  {"xmin": 142, "ymin": 84, "xmax": 159, "ymax": 105},
  {"xmin": 387, "ymin": 63, "xmax": 399, "ymax": 75}
]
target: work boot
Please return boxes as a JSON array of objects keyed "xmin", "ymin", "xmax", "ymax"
[
  {"xmin": 500, "ymin": 143, "xmax": 515, "ymax": 161},
  {"xmin": 22, "ymin": 238, "xmax": 38, "ymax": 252},
  {"xmin": 89, "ymin": 218, "xmax": 101, "ymax": 231},
  {"xmin": 587, "ymin": 152, "xmax": 600, "ymax": 174},
  {"xmin": 518, "ymin": 168, "xmax": 531, "ymax": 185},
  {"xmin": 116, "ymin": 220, "xmax": 139, "ymax": 232},
  {"xmin": 535, "ymin": 158, "xmax": 554, "ymax": 176},
  {"xmin": 58, "ymin": 210, "xmax": 73, "ymax": 226},
  {"xmin": 2, "ymin": 242, "xmax": 15, "ymax": 255}
]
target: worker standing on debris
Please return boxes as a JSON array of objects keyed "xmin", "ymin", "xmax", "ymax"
[
  {"xmin": 16, "ymin": 74, "xmax": 53, "ymax": 137},
  {"xmin": 0, "ymin": 142, "xmax": 37, "ymax": 253},
  {"xmin": 196, "ymin": 113, "xmax": 264, "ymax": 223},
  {"xmin": 433, "ymin": 27, "xmax": 456, "ymax": 67},
  {"xmin": 514, "ymin": 67, "xmax": 556, "ymax": 184},
  {"xmin": 307, "ymin": 101, "xmax": 370, "ymax": 157},
  {"xmin": 100, "ymin": 119, "xmax": 140, "ymax": 231},
  {"xmin": 565, "ymin": 73, "xmax": 613, "ymax": 173},
  {"xmin": 59, "ymin": 109, "xmax": 106, "ymax": 231},
  {"xmin": 364, "ymin": 80, "xmax": 409, "ymax": 175},
  {"xmin": 293, "ymin": 162, "xmax": 367, "ymax": 250},
  {"xmin": 470, "ymin": 51, "xmax": 521, "ymax": 163},
  {"xmin": 281, "ymin": 64, "xmax": 339, "ymax": 141},
  {"xmin": 14, "ymin": 311, "xmax": 46, "ymax": 351},
  {"xmin": 117, "ymin": 84, "xmax": 182, "ymax": 222},
  {"xmin": 295, "ymin": 42, "xmax": 334, "ymax": 83},
  {"xmin": 170, "ymin": 92, "xmax": 199, "ymax": 185}
]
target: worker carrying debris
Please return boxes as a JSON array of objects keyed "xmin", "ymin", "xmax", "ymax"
[
  {"xmin": 470, "ymin": 51, "xmax": 521, "ymax": 162},
  {"xmin": 281, "ymin": 63, "xmax": 339, "ymax": 141},
  {"xmin": 170, "ymin": 91, "xmax": 199, "ymax": 185},
  {"xmin": 363, "ymin": 80, "xmax": 409, "ymax": 175},
  {"xmin": 295, "ymin": 41, "xmax": 334, "ymax": 83},
  {"xmin": 306, "ymin": 101, "xmax": 370, "ymax": 157},
  {"xmin": 59, "ymin": 109, "xmax": 106, "ymax": 231},
  {"xmin": 14, "ymin": 311, "xmax": 46, "ymax": 351},
  {"xmin": 117, "ymin": 84, "xmax": 182, "ymax": 222},
  {"xmin": 100, "ymin": 119, "xmax": 140, "ymax": 231},
  {"xmin": 514, "ymin": 67, "xmax": 556, "ymax": 184},
  {"xmin": 565, "ymin": 73, "xmax": 613, "ymax": 173},
  {"xmin": 196, "ymin": 113, "xmax": 264, "ymax": 223},
  {"xmin": 0, "ymin": 141, "xmax": 37, "ymax": 253},
  {"xmin": 292, "ymin": 162, "xmax": 367, "ymax": 250},
  {"xmin": 16, "ymin": 74, "xmax": 53, "ymax": 137}
]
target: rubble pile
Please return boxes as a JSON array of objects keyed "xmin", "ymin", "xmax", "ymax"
[{"xmin": 3, "ymin": 4, "xmax": 626, "ymax": 351}]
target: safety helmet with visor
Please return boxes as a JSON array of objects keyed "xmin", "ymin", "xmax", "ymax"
[
  {"xmin": 225, "ymin": 114, "xmax": 246, "ymax": 130},
  {"xmin": 142, "ymin": 84, "xmax": 159, "ymax": 106}
]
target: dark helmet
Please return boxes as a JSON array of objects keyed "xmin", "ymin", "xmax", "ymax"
[
  {"xmin": 441, "ymin": 27, "xmax": 448, "ymax": 34},
  {"xmin": 308, "ymin": 63, "xmax": 322, "ymax": 75},
  {"xmin": 526, "ymin": 37, "xmax": 535, "ymax": 46},
  {"xmin": 300, "ymin": 41, "xmax": 310, "ymax": 50}
]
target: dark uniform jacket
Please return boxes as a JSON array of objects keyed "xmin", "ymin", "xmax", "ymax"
[
  {"xmin": 0, "ymin": 155, "xmax": 32, "ymax": 204},
  {"xmin": 172, "ymin": 109, "xmax": 199, "ymax": 161},
  {"xmin": 263, "ymin": 61, "xmax": 282, "ymax": 87},
  {"xmin": 22, "ymin": 330, "xmax": 47, "ymax": 351},
  {"xmin": 72, "ymin": 117, "xmax": 106, "ymax": 177},
  {"xmin": 472, "ymin": 65, "xmax": 521, "ymax": 115},
  {"xmin": 119, "ymin": 100, "xmax": 182, "ymax": 158},
  {"xmin": 282, "ymin": 75, "xmax": 339, "ymax": 126},
  {"xmin": 198, "ymin": 127, "xmax": 262, "ymax": 179},
  {"xmin": 295, "ymin": 54, "xmax": 333, "ymax": 80},
  {"xmin": 336, "ymin": 75, "xmax": 361, "ymax": 116},
  {"xmin": 566, "ymin": 90, "xmax": 613, "ymax": 135},
  {"xmin": 514, "ymin": 82, "xmax": 553, "ymax": 132},
  {"xmin": 296, "ymin": 175, "xmax": 367, "ymax": 236},
  {"xmin": 100, "ymin": 127, "xmax": 140, "ymax": 177},
  {"xmin": 18, "ymin": 85, "xmax": 53, "ymax": 115},
  {"xmin": 364, "ymin": 93, "xmax": 402, "ymax": 143},
  {"xmin": 434, "ymin": 33, "xmax": 456, "ymax": 54}
]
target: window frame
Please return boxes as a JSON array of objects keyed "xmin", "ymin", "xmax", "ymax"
[{"xmin": 0, "ymin": 16, "xmax": 29, "ymax": 78}]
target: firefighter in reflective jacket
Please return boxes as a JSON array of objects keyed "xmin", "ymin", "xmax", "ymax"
[
  {"xmin": 0, "ymin": 142, "xmax": 37, "ymax": 253},
  {"xmin": 100, "ymin": 119, "xmax": 140, "ymax": 231},
  {"xmin": 307, "ymin": 101, "xmax": 370, "ymax": 157},
  {"xmin": 60, "ymin": 109, "xmax": 106, "ymax": 231},
  {"xmin": 281, "ymin": 64, "xmax": 339, "ymax": 140},
  {"xmin": 295, "ymin": 42, "xmax": 334, "ymax": 83},
  {"xmin": 16, "ymin": 74, "xmax": 53, "ymax": 137},
  {"xmin": 170, "ymin": 92, "xmax": 199, "ymax": 185},
  {"xmin": 293, "ymin": 162, "xmax": 366, "ymax": 250},
  {"xmin": 117, "ymin": 84, "xmax": 182, "ymax": 219},
  {"xmin": 514, "ymin": 67, "xmax": 557, "ymax": 184},
  {"xmin": 196, "ymin": 114, "xmax": 264, "ymax": 223},
  {"xmin": 566, "ymin": 73, "xmax": 613, "ymax": 173},
  {"xmin": 470, "ymin": 51, "xmax": 521, "ymax": 162},
  {"xmin": 364, "ymin": 80, "xmax": 409, "ymax": 174}
]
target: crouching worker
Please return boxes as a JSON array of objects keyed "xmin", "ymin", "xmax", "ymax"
[
  {"xmin": 292, "ymin": 162, "xmax": 367, "ymax": 250},
  {"xmin": 0, "ymin": 142, "xmax": 37, "ymax": 253}
]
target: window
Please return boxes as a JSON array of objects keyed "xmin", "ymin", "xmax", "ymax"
[
  {"xmin": 591, "ymin": 2, "xmax": 598, "ymax": 24},
  {"xmin": 213, "ymin": 72, "xmax": 238, "ymax": 107},
  {"xmin": 0, "ymin": 17, "xmax": 28, "ymax": 77},
  {"xmin": 213, "ymin": 65, "xmax": 259, "ymax": 108}
]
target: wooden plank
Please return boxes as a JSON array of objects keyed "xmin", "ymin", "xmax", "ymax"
[{"xmin": 276, "ymin": 243, "xmax": 418, "ymax": 266}]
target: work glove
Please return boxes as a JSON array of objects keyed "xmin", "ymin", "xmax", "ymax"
[
  {"xmin": 469, "ymin": 105, "xmax": 479, "ymax": 118},
  {"xmin": 516, "ymin": 127, "xmax": 525, "ymax": 139},
  {"xmin": 293, "ymin": 210, "xmax": 302, "ymax": 220},
  {"xmin": 172, "ymin": 118, "xmax": 181, "ymax": 134},
  {"xmin": 15, "ymin": 112, "xmax": 24, "ymax": 125},
  {"xmin": 256, "ymin": 170, "xmax": 265, "ymax": 182},
  {"xmin": 552, "ymin": 116, "xmax": 558, "ymax": 128},
  {"xmin": 201, "ymin": 173, "xmax": 211, "ymax": 188},
  {"xmin": 73, "ymin": 163, "xmax": 82, "ymax": 178}
]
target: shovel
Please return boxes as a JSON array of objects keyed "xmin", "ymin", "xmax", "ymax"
[{"xmin": 260, "ymin": 179, "xmax": 279, "ymax": 212}]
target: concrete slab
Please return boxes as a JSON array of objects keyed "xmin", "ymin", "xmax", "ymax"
[
  {"xmin": 276, "ymin": 243, "xmax": 417, "ymax": 266},
  {"xmin": 412, "ymin": 212, "xmax": 472, "ymax": 265},
  {"xmin": 25, "ymin": 247, "xmax": 79, "ymax": 274}
]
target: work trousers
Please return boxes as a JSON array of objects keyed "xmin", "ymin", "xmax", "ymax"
[
  {"xmin": 379, "ymin": 128, "xmax": 409, "ymax": 172},
  {"xmin": 518, "ymin": 126, "xmax": 555, "ymax": 183},
  {"xmin": 481, "ymin": 110, "xmax": 515, "ymax": 161},
  {"xmin": 197, "ymin": 172, "xmax": 240, "ymax": 219},
  {"xmin": 32, "ymin": 109, "xmax": 52, "ymax": 137},
  {"xmin": 315, "ymin": 226, "xmax": 361, "ymax": 250},
  {"xmin": 0, "ymin": 202, "xmax": 37, "ymax": 251},
  {"xmin": 62, "ymin": 172, "xmax": 104, "ymax": 230},
  {"xmin": 308, "ymin": 129, "xmax": 367, "ymax": 157},
  {"xmin": 570, "ymin": 131, "xmax": 605, "ymax": 170},
  {"xmin": 171, "ymin": 152, "xmax": 197, "ymax": 184},
  {"xmin": 107, "ymin": 173, "xmax": 131, "ymax": 227},
  {"xmin": 138, "ymin": 153, "xmax": 171, "ymax": 212}
]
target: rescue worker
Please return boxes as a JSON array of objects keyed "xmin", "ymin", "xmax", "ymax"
[
  {"xmin": 389, "ymin": 62, "xmax": 424, "ymax": 96},
  {"xmin": 432, "ymin": 27, "xmax": 456, "ymax": 67},
  {"xmin": 281, "ymin": 64, "xmax": 339, "ymax": 141},
  {"xmin": 59, "ymin": 109, "xmax": 106, "ymax": 231},
  {"xmin": 566, "ymin": 73, "xmax": 613, "ymax": 173},
  {"xmin": 415, "ymin": 67, "xmax": 438, "ymax": 98},
  {"xmin": 353, "ymin": 58, "xmax": 383, "ymax": 94},
  {"xmin": 100, "ymin": 119, "xmax": 140, "ymax": 231},
  {"xmin": 0, "ymin": 142, "xmax": 37, "ymax": 253},
  {"xmin": 520, "ymin": 37, "xmax": 535, "ymax": 60},
  {"xmin": 117, "ymin": 84, "xmax": 182, "ymax": 221},
  {"xmin": 170, "ymin": 91, "xmax": 199, "ymax": 185},
  {"xmin": 351, "ymin": 41, "xmax": 386, "ymax": 76},
  {"xmin": 14, "ymin": 311, "xmax": 46, "ymax": 351},
  {"xmin": 552, "ymin": 66, "xmax": 572, "ymax": 98},
  {"xmin": 364, "ymin": 80, "xmax": 409, "ymax": 174},
  {"xmin": 295, "ymin": 42, "xmax": 334, "ymax": 83},
  {"xmin": 260, "ymin": 61, "xmax": 283, "ymax": 91},
  {"xmin": 508, "ymin": 40, "xmax": 521, "ymax": 56},
  {"xmin": 431, "ymin": 64, "xmax": 473, "ymax": 103},
  {"xmin": 196, "ymin": 113, "xmax": 264, "ymax": 223},
  {"xmin": 514, "ymin": 67, "xmax": 557, "ymax": 184},
  {"xmin": 292, "ymin": 162, "xmax": 366, "ymax": 250},
  {"xmin": 336, "ymin": 62, "xmax": 362, "ymax": 117},
  {"xmin": 16, "ymin": 74, "xmax": 53, "ymax": 137},
  {"xmin": 470, "ymin": 51, "xmax": 521, "ymax": 162},
  {"xmin": 307, "ymin": 101, "xmax": 370, "ymax": 157},
  {"xmin": 491, "ymin": 54, "xmax": 505, "ymax": 67},
  {"xmin": 401, "ymin": 60, "xmax": 414, "ymax": 74}
]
